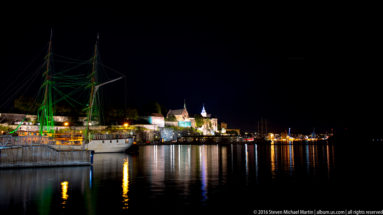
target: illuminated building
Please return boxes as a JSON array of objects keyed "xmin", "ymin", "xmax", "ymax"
[
  {"xmin": 165, "ymin": 102, "xmax": 219, "ymax": 135},
  {"xmin": 201, "ymin": 104, "xmax": 207, "ymax": 117},
  {"xmin": 198, "ymin": 104, "xmax": 218, "ymax": 135},
  {"xmin": 220, "ymin": 122, "xmax": 227, "ymax": 134},
  {"xmin": 166, "ymin": 100, "xmax": 192, "ymax": 128},
  {"xmin": 147, "ymin": 113, "xmax": 165, "ymax": 127}
]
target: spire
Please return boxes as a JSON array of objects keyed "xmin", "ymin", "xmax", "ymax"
[{"xmin": 201, "ymin": 103, "xmax": 207, "ymax": 117}]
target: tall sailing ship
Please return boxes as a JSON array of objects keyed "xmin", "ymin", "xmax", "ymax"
[{"xmin": 10, "ymin": 30, "xmax": 133, "ymax": 153}]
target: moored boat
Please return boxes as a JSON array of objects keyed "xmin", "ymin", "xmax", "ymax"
[{"xmin": 86, "ymin": 137, "xmax": 133, "ymax": 153}]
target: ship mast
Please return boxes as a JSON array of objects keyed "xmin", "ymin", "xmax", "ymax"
[
  {"xmin": 85, "ymin": 34, "xmax": 99, "ymax": 143},
  {"xmin": 38, "ymin": 29, "xmax": 55, "ymax": 136},
  {"xmin": 84, "ymin": 34, "xmax": 123, "ymax": 144}
]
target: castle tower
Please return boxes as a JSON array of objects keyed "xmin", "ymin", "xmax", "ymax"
[{"xmin": 201, "ymin": 104, "xmax": 207, "ymax": 117}]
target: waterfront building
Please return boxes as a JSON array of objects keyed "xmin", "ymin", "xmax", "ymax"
[
  {"xmin": 134, "ymin": 124, "xmax": 159, "ymax": 131},
  {"xmin": 147, "ymin": 113, "xmax": 165, "ymax": 127},
  {"xmin": 220, "ymin": 122, "xmax": 227, "ymax": 134},
  {"xmin": 164, "ymin": 102, "xmax": 218, "ymax": 135},
  {"xmin": 0, "ymin": 113, "xmax": 69, "ymax": 124},
  {"xmin": 166, "ymin": 101, "xmax": 192, "ymax": 128},
  {"xmin": 198, "ymin": 104, "xmax": 218, "ymax": 135}
]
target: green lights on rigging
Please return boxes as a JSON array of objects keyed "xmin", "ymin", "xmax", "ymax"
[
  {"xmin": 37, "ymin": 30, "xmax": 55, "ymax": 136},
  {"xmin": 30, "ymin": 32, "xmax": 122, "ymax": 140}
]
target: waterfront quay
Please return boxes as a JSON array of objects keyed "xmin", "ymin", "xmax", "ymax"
[
  {"xmin": 0, "ymin": 136, "xmax": 93, "ymax": 168},
  {"xmin": 141, "ymin": 134, "xmax": 330, "ymax": 145}
]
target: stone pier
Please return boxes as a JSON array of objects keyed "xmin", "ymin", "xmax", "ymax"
[{"xmin": 0, "ymin": 145, "xmax": 92, "ymax": 168}]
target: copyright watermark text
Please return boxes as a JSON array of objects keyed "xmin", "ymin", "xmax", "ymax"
[{"xmin": 253, "ymin": 210, "xmax": 383, "ymax": 215}]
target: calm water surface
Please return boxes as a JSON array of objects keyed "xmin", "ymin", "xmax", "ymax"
[{"xmin": 1, "ymin": 143, "xmax": 382, "ymax": 214}]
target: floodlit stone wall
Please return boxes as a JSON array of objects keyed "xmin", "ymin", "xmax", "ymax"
[{"xmin": 0, "ymin": 145, "xmax": 92, "ymax": 168}]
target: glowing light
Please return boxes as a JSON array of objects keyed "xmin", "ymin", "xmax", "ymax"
[
  {"xmin": 61, "ymin": 181, "xmax": 69, "ymax": 208},
  {"xmin": 271, "ymin": 144, "xmax": 276, "ymax": 173},
  {"xmin": 268, "ymin": 133, "xmax": 275, "ymax": 141},
  {"xmin": 123, "ymin": 122, "xmax": 129, "ymax": 128},
  {"xmin": 200, "ymin": 145, "xmax": 208, "ymax": 202},
  {"xmin": 122, "ymin": 159, "xmax": 129, "ymax": 209},
  {"xmin": 64, "ymin": 122, "xmax": 69, "ymax": 127}
]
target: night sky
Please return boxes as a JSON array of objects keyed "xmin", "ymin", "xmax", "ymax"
[{"xmin": 1, "ymin": 8, "xmax": 380, "ymax": 133}]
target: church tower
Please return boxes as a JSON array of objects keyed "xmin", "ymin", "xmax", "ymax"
[{"xmin": 201, "ymin": 104, "xmax": 207, "ymax": 117}]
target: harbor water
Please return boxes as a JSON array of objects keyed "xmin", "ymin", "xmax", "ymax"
[{"xmin": 1, "ymin": 143, "xmax": 382, "ymax": 214}]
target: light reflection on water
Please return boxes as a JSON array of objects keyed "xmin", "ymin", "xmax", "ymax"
[
  {"xmin": 61, "ymin": 181, "xmax": 69, "ymax": 208},
  {"xmin": 122, "ymin": 159, "xmax": 129, "ymax": 210},
  {"xmin": 0, "ymin": 143, "xmax": 336, "ymax": 214}
]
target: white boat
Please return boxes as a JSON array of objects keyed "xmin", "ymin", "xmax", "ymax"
[
  {"xmin": 51, "ymin": 137, "xmax": 133, "ymax": 153},
  {"xmin": 85, "ymin": 137, "xmax": 133, "ymax": 153}
]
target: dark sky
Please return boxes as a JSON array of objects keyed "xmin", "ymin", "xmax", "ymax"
[{"xmin": 1, "ymin": 8, "xmax": 380, "ymax": 133}]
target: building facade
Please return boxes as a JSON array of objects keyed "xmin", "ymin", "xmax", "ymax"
[
  {"xmin": 198, "ymin": 105, "xmax": 218, "ymax": 135},
  {"xmin": 147, "ymin": 113, "xmax": 165, "ymax": 127},
  {"xmin": 165, "ymin": 102, "xmax": 218, "ymax": 135},
  {"xmin": 166, "ymin": 102, "xmax": 193, "ymax": 128}
]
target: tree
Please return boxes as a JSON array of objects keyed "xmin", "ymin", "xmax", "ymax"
[
  {"xmin": 227, "ymin": 130, "xmax": 238, "ymax": 136},
  {"xmin": 154, "ymin": 102, "xmax": 161, "ymax": 114},
  {"xmin": 55, "ymin": 104, "xmax": 72, "ymax": 115},
  {"xmin": 14, "ymin": 96, "xmax": 38, "ymax": 114},
  {"xmin": 166, "ymin": 114, "xmax": 177, "ymax": 122},
  {"xmin": 194, "ymin": 114, "xmax": 204, "ymax": 128},
  {"xmin": 105, "ymin": 107, "xmax": 125, "ymax": 124},
  {"xmin": 125, "ymin": 108, "xmax": 138, "ymax": 121},
  {"xmin": 140, "ymin": 101, "xmax": 166, "ymax": 116}
]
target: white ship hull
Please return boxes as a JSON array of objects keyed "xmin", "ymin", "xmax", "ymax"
[
  {"xmin": 86, "ymin": 138, "xmax": 133, "ymax": 153},
  {"xmin": 51, "ymin": 138, "xmax": 133, "ymax": 153}
]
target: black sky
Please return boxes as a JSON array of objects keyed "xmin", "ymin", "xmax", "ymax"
[{"xmin": 1, "ymin": 8, "xmax": 380, "ymax": 133}]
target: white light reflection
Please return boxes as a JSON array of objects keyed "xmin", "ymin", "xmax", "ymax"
[
  {"xmin": 171, "ymin": 145, "xmax": 175, "ymax": 172},
  {"xmin": 178, "ymin": 145, "xmax": 181, "ymax": 174}
]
